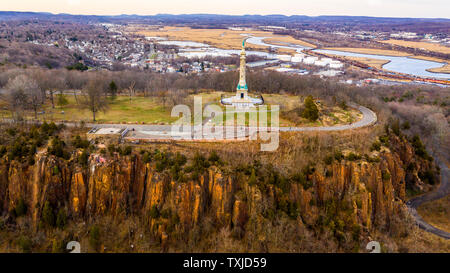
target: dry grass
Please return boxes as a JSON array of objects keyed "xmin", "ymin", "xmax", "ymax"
[
  {"xmin": 328, "ymin": 55, "xmax": 390, "ymax": 69},
  {"xmin": 408, "ymin": 56, "xmax": 450, "ymax": 74},
  {"xmin": 380, "ymin": 39, "xmax": 450, "ymax": 54},
  {"xmin": 0, "ymin": 95, "xmax": 178, "ymax": 124},
  {"xmin": 417, "ymin": 195, "xmax": 450, "ymax": 233},
  {"xmin": 263, "ymin": 36, "xmax": 316, "ymax": 48},
  {"xmin": 426, "ymin": 64, "xmax": 450, "ymax": 74},
  {"xmin": 129, "ymin": 26, "xmax": 312, "ymax": 52},
  {"xmin": 324, "ymin": 47, "xmax": 411, "ymax": 57}
]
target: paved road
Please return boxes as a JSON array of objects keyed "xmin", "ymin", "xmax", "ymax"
[
  {"xmin": 406, "ymin": 154, "xmax": 450, "ymax": 239},
  {"xmin": 84, "ymin": 103, "xmax": 377, "ymax": 135},
  {"xmin": 3, "ymin": 103, "xmax": 449, "ymax": 239}
]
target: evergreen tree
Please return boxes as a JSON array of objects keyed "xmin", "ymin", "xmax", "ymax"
[
  {"xmin": 42, "ymin": 201, "xmax": 55, "ymax": 227},
  {"xmin": 56, "ymin": 208, "xmax": 67, "ymax": 229},
  {"xmin": 109, "ymin": 80, "xmax": 118, "ymax": 99},
  {"xmin": 302, "ymin": 95, "xmax": 319, "ymax": 121}
]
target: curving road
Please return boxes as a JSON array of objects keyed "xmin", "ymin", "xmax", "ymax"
[
  {"xmin": 406, "ymin": 154, "xmax": 450, "ymax": 239},
  {"xmin": 4, "ymin": 103, "xmax": 449, "ymax": 239},
  {"xmin": 85, "ymin": 103, "xmax": 377, "ymax": 136}
]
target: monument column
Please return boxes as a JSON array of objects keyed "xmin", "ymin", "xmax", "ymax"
[{"xmin": 236, "ymin": 38, "xmax": 249, "ymax": 98}]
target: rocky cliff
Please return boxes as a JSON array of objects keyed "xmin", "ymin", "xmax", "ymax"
[{"xmin": 0, "ymin": 134, "xmax": 438, "ymax": 250}]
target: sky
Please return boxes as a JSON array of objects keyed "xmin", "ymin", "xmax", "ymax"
[{"xmin": 1, "ymin": 0, "xmax": 449, "ymax": 19}]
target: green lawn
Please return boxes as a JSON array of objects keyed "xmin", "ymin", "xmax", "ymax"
[
  {"xmin": 0, "ymin": 92, "xmax": 361, "ymax": 127},
  {"xmin": 1, "ymin": 95, "xmax": 179, "ymax": 124}
]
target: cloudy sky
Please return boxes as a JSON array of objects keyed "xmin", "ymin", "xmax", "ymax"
[{"xmin": 2, "ymin": 0, "xmax": 449, "ymax": 18}]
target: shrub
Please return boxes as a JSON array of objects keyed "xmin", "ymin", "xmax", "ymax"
[
  {"xmin": 15, "ymin": 198, "xmax": 27, "ymax": 217},
  {"xmin": 411, "ymin": 135, "xmax": 430, "ymax": 160},
  {"xmin": 72, "ymin": 135, "xmax": 90, "ymax": 149},
  {"xmin": 51, "ymin": 239, "xmax": 65, "ymax": 253},
  {"xmin": 48, "ymin": 137, "xmax": 70, "ymax": 159},
  {"xmin": 56, "ymin": 208, "xmax": 67, "ymax": 229},
  {"xmin": 301, "ymin": 95, "xmax": 319, "ymax": 121},
  {"xmin": 370, "ymin": 141, "xmax": 381, "ymax": 152},
  {"xmin": 419, "ymin": 169, "xmax": 436, "ymax": 185},
  {"xmin": 142, "ymin": 152, "xmax": 151, "ymax": 163},
  {"xmin": 160, "ymin": 208, "xmax": 171, "ymax": 219},
  {"xmin": 66, "ymin": 62, "xmax": 88, "ymax": 71},
  {"xmin": 401, "ymin": 121, "xmax": 411, "ymax": 130},
  {"xmin": 379, "ymin": 135, "xmax": 389, "ymax": 145},
  {"xmin": 149, "ymin": 205, "xmax": 160, "ymax": 218},
  {"xmin": 41, "ymin": 201, "xmax": 55, "ymax": 227},
  {"xmin": 89, "ymin": 225, "xmax": 101, "ymax": 251},
  {"xmin": 324, "ymin": 155, "xmax": 334, "ymax": 165},
  {"xmin": 174, "ymin": 152, "xmax": 187, "ymax": 166},
  {"xmin": 78, "ymin": 149, "xmax": 89, "ymax": 166},
  {"xmin": 107, "ymin": 144, "xmax": 116, "ymax": 156},
  {"xmin": 208, "ymin": 151, "xmax": 220, "ymax": 164},
  {"xmin": 187, "ymin": 152, "xmax": 210, "ymax": 176},
  {"xmin": 390, "ymin": 119, "xmax": 401, "ymax": 136},
  {"xmin": 382, "ymin": 170, "xmax": 391, "ymax": 181},
  {"xmin": 291, "ymin": 172, "xmax": 312, "ymax": 190},
  {"xmin": 334, "ymin": 151, "xmax": 344, "ymax": 162},
  {"xmin": 346, "ymin": 152, "xmax": 361, "ymax": 161},
  {"xmin": 56, "ymin": 93, "xmax": 69, "ymax": 107},
  {"xmin": 248, "ymin": 169, "xmax": 257, "ymax": 185},
  {"xmin": 0, "ymin": 145, "xmax": 6, "ymax": 157},
  {"xmin": 120, "ymin": 146, "xmax": 132, "ymax": 156},
  {"xmin": 17, "ymin": 235, "xmax": 32, "ymax": 253}
]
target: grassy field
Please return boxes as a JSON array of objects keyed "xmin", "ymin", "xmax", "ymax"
[
  {"xmin": 380, "ymin": 39, "xmax": 450, "ymax": 54},
  {"xmin": 323, "ymin": 47, "xmax": 411, "ymax": 57},
  {"xmin": 1, "ymin": 92, "xmax": 362, "ymax": 127},
  {"xmin": 417, "ymin": 195, "xmax": 450, "ymax": 233},
  {"xmin": 426, "ymin": 64, "xmax": 450, "ymax": 74},
  {"xmin": 263, "ymin": 36, "xmax": 316, "ymax": 48},
  {"xmin": 129, "ymin": 26, "xmax": 312, "ymax": 52},
  {"xmin": 1, "ymin": 95, "xmax": 178, "ymax": 124},
  {"xmin": 327, "ymin": 54, "xmax": 391, "ymax": 69}
]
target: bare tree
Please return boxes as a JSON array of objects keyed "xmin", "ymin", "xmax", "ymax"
[
  {"xmin": 5, "ymin": 74, "xmax": 42, "ymax": 120},
  {"xmin": 35, "ymin": 70, "xmax": 67, "ymax": 109},
  {"xmin": 80, "ymin": 78, "xmax": 108, "ymax": 122},
  {"xmin": 127, "ymin": 81, "xmax": 136, "ymax": 102}
]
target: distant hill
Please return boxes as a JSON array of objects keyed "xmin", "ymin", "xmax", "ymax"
[{"xmin": 0, "ymin": 11, "xmax": 449, "ymax": 33}]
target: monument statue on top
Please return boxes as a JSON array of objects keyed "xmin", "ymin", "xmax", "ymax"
[{"xmin": 221, "ymin": 37, "xmax": 264, "ymax": 109}]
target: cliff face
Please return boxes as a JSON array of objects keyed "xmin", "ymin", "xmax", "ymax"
[{"xmin": 0, "ymin": 135, "xmax": 436, "ymax": 242}]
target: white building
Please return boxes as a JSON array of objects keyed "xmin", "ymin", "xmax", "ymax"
[
  {"xmin": 291, "ymin": 56, "xmax": 303, "ymax": 63},
  {"xmin": 314, "ymin": 60, "xmax": 327, "ymax": 67},
  {"xmin": 303, "ymin": 56, "xmax": 318, "ymax": 64},
  {"xmin": 277, "ymin": 54, "xmax": 292, "ymax": 62},
  {"xmin": 329, "ymin": 61, "xmax": 343, "ymax": 69}
]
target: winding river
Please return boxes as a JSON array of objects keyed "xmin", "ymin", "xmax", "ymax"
[
  {"xmin": 157, "ymin": 36, "xmax": 449, "ymax": 79},
  {"xmin": 245, "ymin": 36, "xmax": 450, "ymax": 80}
]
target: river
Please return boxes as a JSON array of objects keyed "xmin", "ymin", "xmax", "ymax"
[
  {"xmin": 245, "ymin": 36, "xmax": 450, "ymax": 79},
  {"xmin": 158, "ymin": 37, "xmax": 449, "ymax": 79}
]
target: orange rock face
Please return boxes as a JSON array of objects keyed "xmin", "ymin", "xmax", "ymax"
[{"xmin": 0, "ymin": 137, "xmax": 437, "ymax": 239}]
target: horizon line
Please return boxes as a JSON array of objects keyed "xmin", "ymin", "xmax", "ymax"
[{"xmin": 1, "ymin": 10, "xmax": 449, "ymax": 20}]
